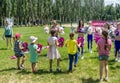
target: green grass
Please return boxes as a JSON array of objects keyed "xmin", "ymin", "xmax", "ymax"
[{"xmin": 0, "ymin": 26, "xmax": 120, "ymax": 83}]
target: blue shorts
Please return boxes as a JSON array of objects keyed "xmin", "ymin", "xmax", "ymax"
[
  {"xmin": 98, "ymin": 55, "xmax": 109, "ymax": 61},
  {"xmin": 115, "ymin": 40, "xmax": 120, "ymax": 51}
]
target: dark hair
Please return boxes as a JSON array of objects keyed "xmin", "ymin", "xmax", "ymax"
[
  {"xmin": 78, "ymin": 20, "xmax": 84, "ymax": 27},
  {"xmin": 50, "ymin": 29, "xmax": 56, "ymax": 36},
  {"xmin": 105, "ymin": 22, "xmax": 110, "ymax": 30},
  {"xmin": 102, "ymin": 30, "xmax": 108, "ymax": 50},
  {"xmin": 69, "ymin": 33, "xmax": 74, "ymax": 39}
]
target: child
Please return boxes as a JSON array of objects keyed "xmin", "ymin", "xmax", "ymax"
[
  {"xmin": 114, "ymin": 22, "xmax": 120, "ymax": 61},
  {"xmin": 97, "ymin": 30, "xmax": 112, "ymax": 81},
  {"xmin": 94, "ymin": 27, "xmax": 102, "ymax": 47},
  {"xmin": 65, "ymin": 33, "xmax": 80, "ymax": 73},
  {"xmin": 76, "ymin": 20, "xmax": 85, "ymax": 59},
  {"xmin": 28, "ymin": 36, "xmax": 40, "ymax": 73},
  {"xmin": 47, "ymin": 29, "xmax": 61, "ymax": 72},
  {"xmin": 87, "ymin": 21, "xmax": 94, "ymax": 53},
  {"xmin": 3, "ymin": 20, "xmax": 13, "ymax": 49},
  {"xmin": 14, "ymin": 33, "xmax": 25, "ymax": 70}
]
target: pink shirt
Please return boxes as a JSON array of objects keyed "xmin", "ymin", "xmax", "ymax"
[{"xmin": 97, "ymin": 37, "xmax": 112, "ymax": 56}]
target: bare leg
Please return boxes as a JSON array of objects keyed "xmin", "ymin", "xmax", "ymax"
[
  {"xmin": 105, "ymin": 61, "xmax": 108, "ymax": 78},
  {"xmin": 9, "ymin": 38, "xmax": 13, "ymax": 48},
  {"xmin": 6, "ymin": 38, "xmax": 9, "ymax": 48},
  {"xmin": 32, "ymin": 63, "xmax": 37, "ymax": 72},
  {"xmin": 17, "ymin": 57, "xmax": 20, "ymax": 69},
  {"xmin": 21, "ymin": 56, "xmax": 25, "ymax": 65},
  {"xmin": 100, "ymin": 61, "xmax": 104, "ymax": 80}
]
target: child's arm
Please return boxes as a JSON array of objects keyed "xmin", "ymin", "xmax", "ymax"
[
  {"xmin": 55, "ymin": 39, "xmax": 59, "ymax": 46},
  {"xmin": 2, "ymin": 31, "xmax": 5, "ymax": 40},
  {"xmin": 76, "ymin": 43, "xmax": 81, "ymax": 48},
  {"xmin": 18, "ymin": 43, "xmax": 24, "ymax": 50}
]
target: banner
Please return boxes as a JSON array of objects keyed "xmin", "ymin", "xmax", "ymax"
[{"xmin": 92, "ymin": 20, "xmax": 106, "ymax": 27}]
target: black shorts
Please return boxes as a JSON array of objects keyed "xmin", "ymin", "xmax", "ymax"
[
  {"xmin": 5, "ymin": 35, "xmax": 12, "ymax": 38},
  {"xmin": 15, "ymin": 53, "xmax": 24, "ymax": 57}
]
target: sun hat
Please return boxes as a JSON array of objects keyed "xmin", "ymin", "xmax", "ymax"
[
  {"xmin": 30, "ymin": 36, "xmax": 38, "ymax": 43},
  {"xmin": 15, "ymin": 33, "xmax": 21, "ymax": 38}
]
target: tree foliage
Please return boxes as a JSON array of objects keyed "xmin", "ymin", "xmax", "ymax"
[{"xmin": 0, "ymin": 0, "xmax": 120, "ymax": 26}]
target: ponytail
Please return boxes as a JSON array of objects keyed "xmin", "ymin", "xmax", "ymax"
[
  {"xmin": 104, "ymin": 36, "xmax": 108, "ymax": 50},
  {"xmin": 102, "ymin": 30, "xmax": 108, "ymax": 50}
]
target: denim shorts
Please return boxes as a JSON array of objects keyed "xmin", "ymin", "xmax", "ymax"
[{"xmin": 98, "ymin": 55, "xmax": 109, "ymax": 61}]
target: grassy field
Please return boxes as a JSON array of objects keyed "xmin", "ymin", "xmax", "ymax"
[{"xmin": 0, "ymin": 26, "xmax": 120, "ymax": 83}]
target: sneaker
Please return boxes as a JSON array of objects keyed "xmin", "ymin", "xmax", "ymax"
[
  {"xmin": 74, "ymin": 64, "xmax": 77, "ymax": 67},
  {"xmin": 20, "ymin": 64, "xmax": 25, "ymax": 69},
  {"xmin": 81, "ymin": 56, "xmax": 84, "ymax": 59},
  {"xmin": 115, "ymin": 58, "xmax": 118, "ymax": 62},
  {"xmin": 90, "ymin": 50, "xmax": 93, "ymax": 53},
  {"xmin": 49, "ymin": 68, "xmax": 52, "ymax": 73},
  {"xmin": 68, "ymin": 70, "xmax": 72, "ymax": 73},
  {"xmin": 118, "ymin": 59, "xmax": 120, "ymax": 62},
  {"xmin": 104, "ymin": 77, "xmax": 108, "ymax": 81},
  {"xmin": 100, "ymin": 78, "xmax": 103, "ymax": 82},
  {"xmin": 56, "ymin": 68, "xmax": 61, "ymax": 73}
]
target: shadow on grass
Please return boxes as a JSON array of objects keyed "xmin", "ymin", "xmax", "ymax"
[
  {"xmin": 110, "ymin": 65, "xmax": 120, "ymax": 70},
  {"xmin": 0, "ymin": 67, "xmax": 16, "ymax": 72},
  {"xmin": 0, "ymin": 48, "xmax": 8, "ymax": 50},
  {"xmin": 17, "ymin": 70, "xmax": 31, "ymax": 74},
  {"xmin": 53, "ymin": 70, "xmax": 69, "ymax": 75},
  {"xmin": 60, "ymin": 58, "xmax": 68, "ymax": 61},
  {"xmin": 81, "ymin": 78, "xmax": 99, "ymax": 83},
  {"xmin": 38, "ymin": 54, "xmax": 47, "ymax": 57},
  {"xmin": 108, "ymin": 59, "xmax": 115, "ymax": 65}
]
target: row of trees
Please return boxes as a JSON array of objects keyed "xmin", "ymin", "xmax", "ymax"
[{"xmin": 0, "ymin": 0, "xmax": 120, "ymax": 26}]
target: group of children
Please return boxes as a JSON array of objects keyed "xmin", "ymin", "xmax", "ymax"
[{"xmin": 3, "ymin": 19, "xmax": 120, "ymax": 82}]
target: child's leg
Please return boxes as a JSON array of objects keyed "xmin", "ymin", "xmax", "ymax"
[
  {"xmin": 104, "ymin": 61, "xmax": 108, "ymax": 78},
  {"xmin": 99, "ymin": 61, "xmax": 104, "ymax": 79},
  {"xmin": 77, "ymin": 47, "xmax": 80, "ymax": 57},
  {"xmin": 57, "ymin": 58, "xmax": 60, "ymax": 68},
  {"xmin": 32, "ymin": 63, "xmax": 37, "ymax": 72},
  {"xmin": 91, "ymin": 39, "xmax": 93, "ymax": 50},
  {"xmin": 81, "ymin": 47, "xmax": 84, "ymax": 56},
  {"xmin": 17, "ymin": 57, "xmax": 20, "ymax": 69},
  {"xmin": 74, "ymin": 53, "xmax": 78, "ymax": 66},
  {"xmin": 115, "ymin": 50, "xmax": 118, "ymax": 58},
  {"xmin": 87, "ymin": 40, "xmax": 90, "ymax": 51},
  {"xmin": 49, "ymin": 59, "xmax": 52, "ymax": 69},
  {"xmin": 9, "ymin": 38, "xmax": 13, "ymax": 48},
  {"xmin": 21, "ymin": 56, "xmax": 25, "ymax": 67},
  {"xmin": 6, "ymin": 38, "xmax": 9, "ymax": 48},
  {"xmin": 68, "ymin": 54, "xmax": 74, "ymax": 71}
]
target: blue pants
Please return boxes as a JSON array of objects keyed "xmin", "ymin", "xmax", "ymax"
[
  {"xmin": 87, "ymin": 34, "xmax": 93, "ymax": 50},
  {"xmin": 114, "ymin": 40, "xmax": 120, "ymax": 57},
  {"xmin": 68, "ymin": 53, "xmax": 78, "ymax": 71}
]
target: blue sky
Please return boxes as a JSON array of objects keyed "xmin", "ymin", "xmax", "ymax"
[{"xmin": 105, "ymin": 0, "xmax": 120, "ymax": 6}]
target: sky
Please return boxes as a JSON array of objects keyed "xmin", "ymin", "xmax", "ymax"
[{"xmin": 105, "ymin": 0, "xmax": 120, "ymax": 6}]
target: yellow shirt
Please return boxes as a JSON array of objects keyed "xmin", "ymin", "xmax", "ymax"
[{"xmin": 65, "ymin": 39, "xmax": 77, "ymax": 54}]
